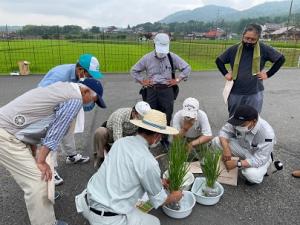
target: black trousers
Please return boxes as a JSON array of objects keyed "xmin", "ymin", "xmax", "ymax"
[{"xmin": 146, "ymin": 86, "xmax": 174, "ymax": 126}]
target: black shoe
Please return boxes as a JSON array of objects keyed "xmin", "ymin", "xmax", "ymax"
[{"xmin": 245, "ymin": 180, "xmax": 257, "ymax": 186}]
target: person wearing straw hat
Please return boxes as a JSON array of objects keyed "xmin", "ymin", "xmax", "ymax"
[
  {"xmin": 215, "ymin": 24, "xmax": 285, "ymax": 117},
  {"xmin": 38, "ymin": 53, "xmax": 104, "ymax": 186},
  {"xmin": 75, "ymin": 109, "xmax": 182, "ymax": 225},
  {"xmin": 131, "ymin": 33, "xmax": 191, "ymax": 149},
  {"xmin": 93, "ymin": 101, "xmax": 151, "ymax": 168}
]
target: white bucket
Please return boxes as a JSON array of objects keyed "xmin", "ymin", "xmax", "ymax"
[
  {"xmin": 191, "ymin": 177, "xmax": 224, "ymax": 205},
  {"xmin": 163, "ymin": 170, "xmax": 195, "ymax": 191},
  {"xmin": 162, "ymin": 190, "xmax": 196, "ymax": 219}
]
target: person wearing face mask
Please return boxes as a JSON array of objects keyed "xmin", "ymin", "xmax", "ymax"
[
  {"xmin": 172, "ymin": 97, "xmax": 213, "ymax": 152},
  {"xmin": 75, "ymin": 109, "xmax": 182, "ymax": 225},
  {"xmin": 130, "ymin": 33, "xmax": 191, "ymax": 149},
  {"xmin": 0, "ymin": 78, "xmax": 106, "ymax": 225},
  {"xmin": 215, "ymin": 24, "xmax": 285, "ymax": 117},
  {"xmin": 212, "ymin": 105, "xmax": 280, "ymax": 185},
  {"xmin": 38, "ymin": 54, "xmax": 104, "ymax": 186},
  {"xmin": 93, "ymin": 101, "xmax": 151, "ymax": 168}
]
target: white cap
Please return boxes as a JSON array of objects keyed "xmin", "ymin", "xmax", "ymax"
[
  {"xmin": 135, "ymin": 101, "xmax": 151, "ymax": 117},
  {"xmin": 153, "ymin": 33, "xmax": 170, "ymax": 54},
  {"xmin": 182, "ymin": 97, "xmax": 199, "ymax": 119}
]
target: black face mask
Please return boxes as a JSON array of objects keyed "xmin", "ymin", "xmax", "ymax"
[{"xmin": 242, "ymin": 41, "xmax": 256, "ymax": 48}]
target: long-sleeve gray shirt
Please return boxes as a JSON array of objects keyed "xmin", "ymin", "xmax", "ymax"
[
  {"xmin": 130, "ymin": 51, "xmax": 191, "ymax": 84},
  {"xmin": 219, "ymin": 117, "xmax": 275, "ymax": 168}
]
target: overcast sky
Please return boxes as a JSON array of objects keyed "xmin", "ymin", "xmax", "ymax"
[{"xmin": 0, "ymin": 0, "xmax": 287, "ymax": 27}]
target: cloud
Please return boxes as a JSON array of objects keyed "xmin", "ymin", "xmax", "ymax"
[{"xmin": 0, "ymin": 0, "xmax": 287, "ymax": 27}]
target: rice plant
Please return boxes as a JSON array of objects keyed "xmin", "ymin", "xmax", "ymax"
[
  {"xmin": 196, "ymin": 144, "xmax": 222, "ymax": 188},
  {"xmin": 167, "ymin": 136, "xmax": 190, "ymax": 192}
]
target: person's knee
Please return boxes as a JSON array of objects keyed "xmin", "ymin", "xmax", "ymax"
[
  {"xmin": 24, "ymin": 179, "xmax": 48, "ymax": 200},
  {"xmin": 242, "ymin": 168, "xmax": 264, "ymax": 184},
  {"xmin": 94, "ymin": 127, "xmax": 107, "ymax": 138},
  {"xmin": 142, "ymin": 214, "xmax": 160, "ymax": 225}
]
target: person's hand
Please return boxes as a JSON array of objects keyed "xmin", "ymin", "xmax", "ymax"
[
  {"xmin": 257, "ymin": 71, "xmax": 268, "ymax": 80},
  {"xmin": 222, "ymin": 148, "xmax": 232, "ymax": 161},
  {"xmin": 188, "ymin": 142, "xmax": 194, "ymax": 152},
  {"xmin": 182, "ymin": 119, "xmax": 194, "ymax": 132},
  {"xmin": 224, "ymin": 160, "xmax": 237, "ymax": 171},
  {"xmin": 167, "ymin": 79, "xmax": 178, "ymax": 87},
  {"xmin": 170, "ymin": 190, "xmax": 183, "ymax": 203},
  {"xmin": 224, "ymin": 72, "xmax": 233, "ymax": 81},
  {"xmin": 162, "ymin": 178, "xmax": 170, "ymax": 189},
  {"xmin": 141, "ymin": 79, "xmax": 153, "ymax": 87},
  {"xmin": 36, "ymin": 161, "xmax": 52, "ymax": 181}
]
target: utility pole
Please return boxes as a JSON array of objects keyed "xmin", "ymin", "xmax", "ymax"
[{"xmin": 286, "ymin": 0, "xmax": 293, "ymax": 41}]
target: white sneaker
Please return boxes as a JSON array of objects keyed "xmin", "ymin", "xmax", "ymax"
[
  {"xmin": 54, "ymin": 170, "xmax": 64, "ymax": 186},
  {"xmin": 66, "ymin": 153, "xmax": 90, "ymax": 164}
]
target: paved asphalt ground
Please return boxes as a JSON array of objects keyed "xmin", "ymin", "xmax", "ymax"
[{"xmin": 0, "ymin": 69, "xmax": 299, "ymax": 225}]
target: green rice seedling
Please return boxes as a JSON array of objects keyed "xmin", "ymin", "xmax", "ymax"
[
  {"xmin": 196, "ymin": 144, "xmax": 222, "ymax": 196},
  {"xmin": 167, "ymin": 136, "xmax": 190, "ymax": 192}
]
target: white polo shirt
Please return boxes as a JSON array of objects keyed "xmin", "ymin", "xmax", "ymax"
[{"xmin": 172, "ymin": 109, "xmax": 212, "ymax": 138}]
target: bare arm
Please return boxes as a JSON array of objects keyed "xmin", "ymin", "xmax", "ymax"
[{"xmin": 36, "ymin": 146, "xmax": 52, "ymax": 181}]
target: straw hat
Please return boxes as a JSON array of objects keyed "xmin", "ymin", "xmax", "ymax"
[{"xmin": 130, "ymin": 109, "xmax": 179, "ymax": 135}]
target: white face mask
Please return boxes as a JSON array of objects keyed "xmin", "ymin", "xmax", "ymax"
[
  {"xmin": 156, "ymin": 53, "xmax": 167, "ymax": 59},
  {"xmin": 235, "ymin": 125, "xmax": 250, "ymax": 133},
  {"xmin": 149, "ymin": 135, "xmax": 161, "ymax": 148}
]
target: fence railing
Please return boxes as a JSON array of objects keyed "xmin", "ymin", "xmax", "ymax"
[{"xmin": 0, "ymin": 33, "xmax": 299, "ymax": 74}]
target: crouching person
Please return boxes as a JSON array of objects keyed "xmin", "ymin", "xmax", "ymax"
[
  {"xmin": 93, "ymin": 101, "xmax": 151, "ymax": 168},
  {"xmin": 172, "ymin": 97, "xmax": 213, "ymax": 151},
  {"xmin": 75, "ymin": 110, "xmax": 182, "ymax": 225},
  {"xmin": 212, "ymin": 105, "xmax": 274, "ymax": 184}
]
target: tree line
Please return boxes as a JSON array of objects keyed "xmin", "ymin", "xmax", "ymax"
[{"xmin": 10, "ymin": 13, "xmax": 300, "ymax": 39}]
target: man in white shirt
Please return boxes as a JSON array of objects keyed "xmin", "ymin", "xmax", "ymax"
[
  {"xmin": 172, "ymin": 97, "xmax": 213, "ymax": 151},
  {"xmin": 75, "ymin": 110, "xmax": 182, "ymax": 225},
  {"xmin": 212, "ymin": 105, "xmax": 276, "ymax": 184}
]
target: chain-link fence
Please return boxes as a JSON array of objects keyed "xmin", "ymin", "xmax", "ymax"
[{"xmin": 0, "ymin": 32, "xmax": 299, "ymax": 74}]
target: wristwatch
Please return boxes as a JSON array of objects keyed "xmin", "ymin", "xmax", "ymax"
[
  {"xmin": 175, "ymin": 78, "xmax": 180, "ymax": 83},
  {"xmin": 237, "ymin": 160, "xmax": 242, "ymax": 168}
]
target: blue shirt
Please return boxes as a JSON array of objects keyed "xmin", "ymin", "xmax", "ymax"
[
  {"xmin": 38, "ymin": 64, "xmax": 78, "ymax": 87},
  {"xmin": 42, "ymin": 98, "xmax": 82, "ymax": 151}
]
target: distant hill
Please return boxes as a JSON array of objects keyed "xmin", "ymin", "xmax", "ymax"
[{"xmin": 160, "ymin": 1, "xmax": 300, "ymax": 23}]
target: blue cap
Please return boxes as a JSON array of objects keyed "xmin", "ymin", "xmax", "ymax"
[
  {"xmin": 78, "ymin": 54, "xmax": 103, "ymax": 79},
  {"xmin": 80, "ymin": 78, "xmax": 106, "ymax": 108}
]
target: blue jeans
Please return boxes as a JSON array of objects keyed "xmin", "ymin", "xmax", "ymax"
[{"xmin": 228, "ymin": 91, "xmax": 263, "ymax": 117}]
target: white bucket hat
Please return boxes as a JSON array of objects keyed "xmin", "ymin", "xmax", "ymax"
[
  {"xmin": 135, "ymin": 101, "xmax": 151, "ymax": 117},
  {"xmin": 130, "ymin": 109, "xmax": 178, "ymax": 135}
]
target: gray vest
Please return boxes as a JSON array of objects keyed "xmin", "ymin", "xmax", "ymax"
[{"xmin": 0, "ymin": 82, "xmax": 82, "ymax": 144}]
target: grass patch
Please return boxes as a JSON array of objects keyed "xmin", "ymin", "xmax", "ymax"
[{"xmin": 0, "ymin": 39, "xmax": 299, "ymax": 74}]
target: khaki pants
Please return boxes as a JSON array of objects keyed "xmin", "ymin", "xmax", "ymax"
[
  {"xmin": 75, "ymin": 189, "xmax": 160, "ymax": 225},
  {"xmin": 93, "ymin": 127, "xmax": 113, "ymax": 168},
  {"xmin": 0, "ymin": 128, "xmax": 56, "ymax": 225}
]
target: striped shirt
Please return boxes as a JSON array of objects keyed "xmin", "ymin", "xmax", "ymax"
[
  {"xmin": 42, "ymin": 99, "xmax": 82, "ymax": 151},
  {"xmin": 106, "ymin": 108, "xmax": 137, "ymax": 141},
  {"xmin": 130, "ymin": 51, "xmax": 191, "ymax": 84},
  {"xmin": 219, "ymin": 117, "xmax": 275, "ymax": 167}
]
